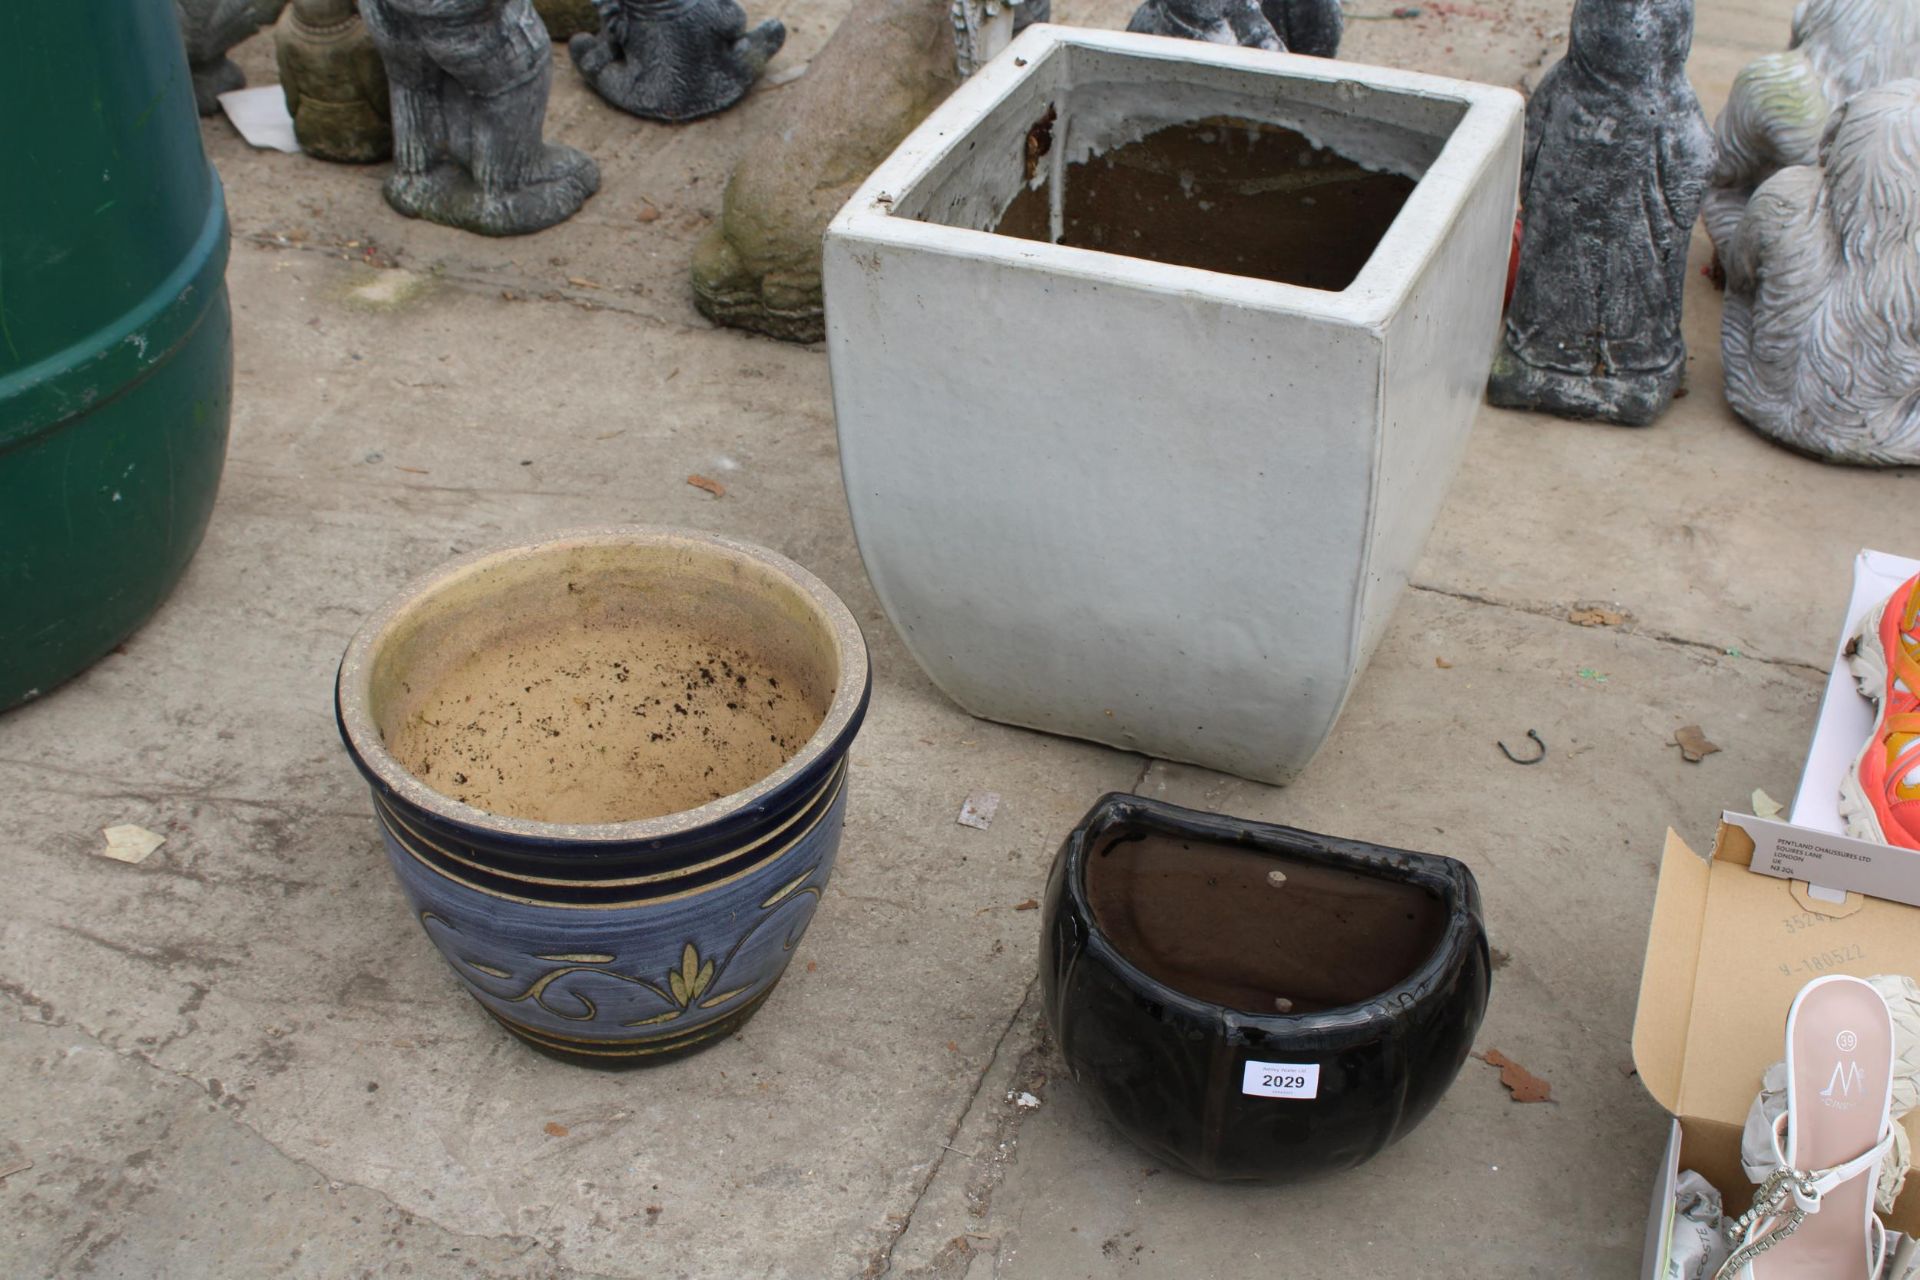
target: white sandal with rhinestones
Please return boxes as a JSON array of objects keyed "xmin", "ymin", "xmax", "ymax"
[{"xmin": 1719, "ymin": 975, "xmax": 1896, "ymax": 1279}]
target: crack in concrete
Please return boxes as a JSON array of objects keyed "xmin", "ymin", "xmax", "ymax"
[
  {"xmin": 236, "ymin": 232, "xmax": 722, "ymax": 341},
  {"xmin": 1407, "ymin": 581, "xmax": 1829, "ymax": 675},
  {"xmin": 0, "ymin": 985, "xmax": 576, "ymax": 1272},
  {"xmin": 863, "ymin": 977, "xmax": 1041, "ymax": 1279}
]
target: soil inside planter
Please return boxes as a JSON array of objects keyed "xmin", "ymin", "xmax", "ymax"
[
  {"xmin": 1085, "ymin": 830, "xmax": 1446, "ymax": 1016},
  {"xmin": 386, "ymin": 617, "xmax": 825, "ymax": 825},
  {"xmin": 995, "ymin": 117, "xmax": 1415, "ymax": 291}
]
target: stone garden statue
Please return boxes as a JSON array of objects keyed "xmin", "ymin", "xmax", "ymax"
[
  {"xmin": 1127, "ymin": 0, "xmax": 1341, "ymax": 57},
  {"xmin": 1129, "ymin": 0, "xmax": 1286, "ymax": 51},
  {"xmin": 275, "ymin": 0, "xmax": 393, "ymax": 162},
  {"xmin": 568, "ymin": 0, "xmax": 787, "ymax": 122},
  {"xmin": 1486, "ymin": 0, "xmax": 1714, "ymax": 426},
  {"xmin": 360, "ymin": 0, "xmax": 599, "ymax": 235},
  {"xmin": 176, "ymin": 0, "xmax": 289, "ymax": 114},
  {"xmin": 1704, "ymin": 0, "xmax": 1920, "ymax": 257},
  {"xmin": 691, "ymin": 0, "xmax": 1044, "ymax": 341},
  {"xmin": 1722, "ymin": 80, "xmax": 1920, "ymax": 465}
]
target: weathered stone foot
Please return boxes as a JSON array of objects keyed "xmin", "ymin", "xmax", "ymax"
[
  {"xmin": 568, "ymin": 30, "xmax": 615, "ymax": 76},
  {"xmin": 384, "ymin": 164, "xmax": 462, "ymax": 222},
  {"xmin": 735, "ymin": 18, "xmax": 785, "ymax": 73},
  {"xmin": 1486, "ymin": 340, "xmax": 1682, "ymax": 427},
  {"xmin": 382, "ymin": 148, "xmax": 598, "ymax": 236},
  {"xmin": 475, "ymin": 144, "xmax": 601, "ymax": 235}
]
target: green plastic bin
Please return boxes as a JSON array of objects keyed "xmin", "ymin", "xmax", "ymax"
[{"xmin": 1, "ymin": 0, "xmax": 234, "ymax": 709}]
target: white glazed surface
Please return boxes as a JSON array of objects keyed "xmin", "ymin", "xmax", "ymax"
[{"xmin": 824, "ymin": 27, "xmax": 1522, "ymax": 784}]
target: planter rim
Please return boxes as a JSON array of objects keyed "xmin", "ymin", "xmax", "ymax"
[
  {"xmin": 1063, "ymin": 792, "xmax": 1483, "ymax": 1035},
  {"xmin": 336, "ymin": 525, "xmax": 870, "ymax": 846},
  {"xmin": 828, "ymin": 24, "xmax": 1524, "ymax": 328}
]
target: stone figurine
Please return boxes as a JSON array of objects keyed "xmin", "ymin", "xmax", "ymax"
[
  {"xmin": 951, "ymin": 0, "xmax": 1030, "ymax": 76},
  {"xmin": 568, "ymin": 0, "xmax": 786, "ymax": 122},
  {"xmin": 1486, "ymin": 0, "xmax": 1714, "ymax": 426},
  {"xmin": 1722, "ymin": 80, "xmax": 1920, "ymax": 465},
  {"xmin": 1704, "ymin": 0, "xmax": 1920, "ymax": 257},
  {"xmin": 1125, "ymin": 0, "xmax": 1341, "ymax": 57},
  {"xmin": 1129, "ymin": 0, "xmax": 1285, "ymax": 51},
  {"xmin": 176, "ymin": 0, "xmax": 289, "ymax": 114},
  {"xmin": 691, "ymin": 0, "xmax": 1045, "ymax": 341},
  {"xmin": 360, "ymin": 0, "xmax": 599, "ymax": 235},
  {"xmin": 274, "ymin": 0, "xmax": 393, "ymax": 162}
]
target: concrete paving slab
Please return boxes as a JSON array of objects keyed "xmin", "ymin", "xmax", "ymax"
[
  {"xmin": 1413, "ymin": 0, "xmax": 1899, "ymax": 672},
  {"xmin": 0, "ymin": 242, "xmax": 1138, "ymax": 1278},
  {"xmin": 891, "ymin": 587, "xmax": 1824, "ymax": 1278},
  {"xmin": 0, "ymin": 1017, "xmax": 593, "ymax": 1280}
]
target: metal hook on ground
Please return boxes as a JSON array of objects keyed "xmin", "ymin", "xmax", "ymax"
[{"xmin": 1498, "ymin": 729, "xmax": 1547, "ymax": 765}]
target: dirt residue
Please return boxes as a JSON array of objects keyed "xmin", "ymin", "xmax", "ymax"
[
  {"xmin": 996, "ymin": 117, "xmax": 1415, "ymax": 292},
  {"xmin": 386, "ymin": 617, "xmax": 826, "ymax": 824}
]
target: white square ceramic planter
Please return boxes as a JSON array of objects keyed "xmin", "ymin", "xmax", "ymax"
[{"xmin": 823, "ymin": 26, "xmax": 1522, "ymax": 785}]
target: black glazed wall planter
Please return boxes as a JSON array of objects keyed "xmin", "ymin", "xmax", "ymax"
[{"xmin": 1040, "ymin": 794, "xmax": 1490, "ymax": 1182}]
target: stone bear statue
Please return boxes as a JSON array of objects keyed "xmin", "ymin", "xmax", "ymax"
[
  {"xmin": 1704, "ymin": 0, "xmax": 1920, "ymax": 257},
  {"xmin": 568, "ymin": 0, "xmax": 786, "ymax": 123},
  {"xmin": 1486, "ymin": 0, "xmax": 1714, "ymax": 426},
  {"xmin": 1125, "ymin": 0, "xmax": 1341, "ymax": 57},
  {"xmin": 1722, "ymin": 80, "xmax": 1920, "ymax": 465},
  {"xmin": 359, "ymin": 0, "xmax": 599, "ymax": 235}
]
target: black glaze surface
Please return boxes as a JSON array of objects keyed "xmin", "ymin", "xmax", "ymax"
[{"xmin": 1040, "ymin": 794, "xmax": 1490, "ymax": 1182}]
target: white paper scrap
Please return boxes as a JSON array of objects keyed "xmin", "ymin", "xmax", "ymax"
[
  {"xmin": 217, "ymin": 86, "xmax": 300, "ymax": 154},
  {"xmin": 957, "ymin": 791, "xmax": 1001, "ymax": 830},
  {"xmin": 101, "ymin": 824, "xmax": 165, "ymax": 864}
]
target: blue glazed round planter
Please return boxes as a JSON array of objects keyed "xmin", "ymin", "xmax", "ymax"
[{"xmin": 336, "ymin": 527, "xmax": 870, "ymax": 1065}]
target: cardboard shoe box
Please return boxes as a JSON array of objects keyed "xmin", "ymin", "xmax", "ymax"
[
  {"xmin": 1635, "ymin": 550, "xmax": 1920, "ymax": 1277},
  {"xmin": 1634, "ymin": 825, "xmax": 1920, "ymax": 1277}
]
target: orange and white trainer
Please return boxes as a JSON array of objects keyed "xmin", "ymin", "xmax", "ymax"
[{"xmin": 1841, "ymin": 571, "xmax": 1920, "ymax": 850}]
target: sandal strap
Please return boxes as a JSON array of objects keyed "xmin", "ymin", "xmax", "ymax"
[{"xmin": 1766, "ymin": 1111, "xmax": 1895, "ymax": 1212}]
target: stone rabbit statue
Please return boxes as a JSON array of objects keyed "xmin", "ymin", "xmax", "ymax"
[
  {"xmin": 1722, "ymin": 80, "xmax": 1920, "ymax": 465},
  {"xmin": 1704, "ymin": 0, "xmax": 1920, "ymax": 257},
  {"xmin": 1126, "ymin": 0, "xmax": 1341, "ymax": 57},
  {"xmin": 1486, "ymin": 0, "xmax": 1714, "ymax": 426},
  {"xmin": 176, "ymin": 0, "xmax": 289, "ymax": 114},
  {"xmin": 275, "ymin": 0, "xmax": 393, "ymax": 162},
  {"xmin": 568, "ymin": 0, "xmax": 786, "ymax": 122},
  {"xmin": 359, "ymin": 0, "xmax": 599, "ymax": 234}
]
